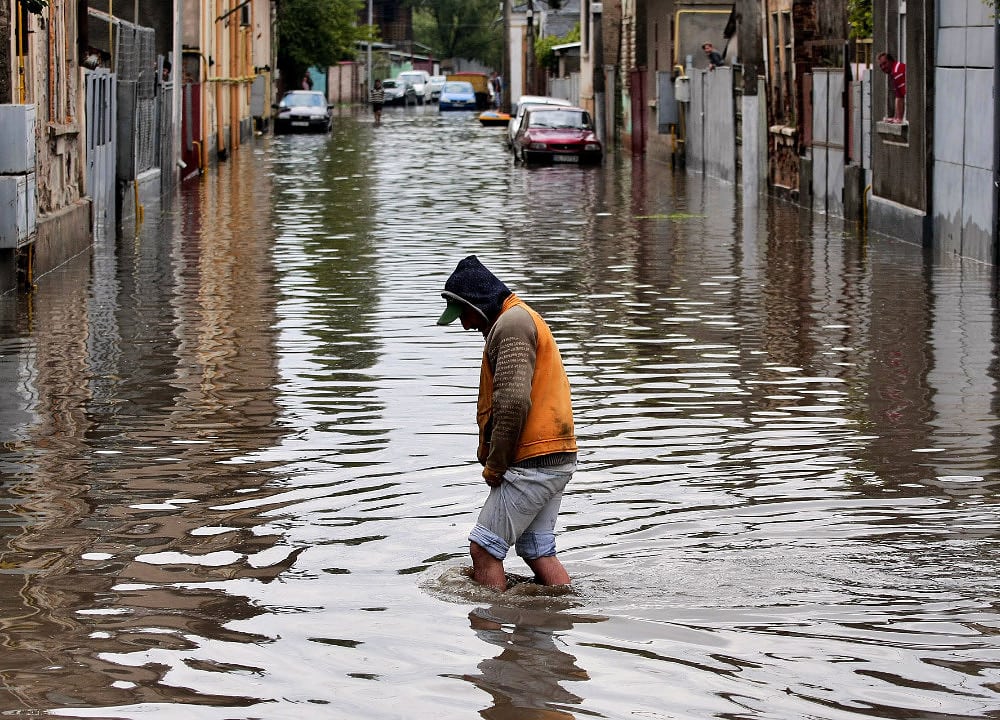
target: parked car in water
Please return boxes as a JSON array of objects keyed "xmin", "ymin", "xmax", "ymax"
[
  {"xmin": 507, "ymin": 95, "xmax": 573, "ymax": 147},
  {"xmin": 446, "ymin": 72, "xmax": 491, "ymax": 110},
  {"xmin": 512, "ymin": 105, "xmax": 602, "ymax": 165},
  {"xmin": 438, "ymin": 81, "xmax": 477, "ymax": 111},
  {"xmin": 273, "ymin": 90, "xmax": 333, "ymax": 134},
  {"xmin": 396, "ymin": 70, "xmax": 431, "ymax": 104},
  {"xmin": 381, "ymin": 78, "xmax": 414, "ymax": 106},
  {"xmin": 425, "ymin": 75, "xmax": 447, "ymax": 102}
]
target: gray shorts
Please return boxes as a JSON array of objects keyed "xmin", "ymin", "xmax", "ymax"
[{"xmin": 468, "ymin": 456, "xmax": 576, "ymax": 561}]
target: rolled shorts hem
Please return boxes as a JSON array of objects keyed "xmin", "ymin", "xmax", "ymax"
[{"xmin": 469, "ymin": 523, "xmax": 509, "ymax": 560}]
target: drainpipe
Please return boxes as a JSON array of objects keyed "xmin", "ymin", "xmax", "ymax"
[
  {"xmin": 525, "ymin": 0, "xmax": 534, "ymax": 96},
  {"xmin": 502, "ymin": 0, "xmax": 511, "ymax": 112}
]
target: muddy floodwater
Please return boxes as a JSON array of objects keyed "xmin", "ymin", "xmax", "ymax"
[{"xmin": 2, "ymin": 104, "xmax": 1000, "ymax": 719}]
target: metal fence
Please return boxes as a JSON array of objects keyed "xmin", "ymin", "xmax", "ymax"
[
  {"xmin": 114, "ymin": 20, "xmax": 157, "ymax": 179},
  {"xmin": 547, "ymin": 74, "xmax": 580, "ymax": 105}
]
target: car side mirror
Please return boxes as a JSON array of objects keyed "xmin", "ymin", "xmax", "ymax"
[{"xmin": 271, "ymin": 103, "xmax": 279, "ymax": 109}]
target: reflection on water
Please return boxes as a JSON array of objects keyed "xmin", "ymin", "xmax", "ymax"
[
  {"xmin": 463, "ymin": 605, "xmax": 605, "ymax": 720},
  {"xmin": 0, "ymin": 105, "xmax": 999, "ymax": 718}
]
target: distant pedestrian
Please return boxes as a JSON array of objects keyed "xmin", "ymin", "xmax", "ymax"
[
  {"xmin": 702, "ymin": 42, "xmax": 723, "ymax": 70},
  {"xmin": 491, "ymin": 72, "xmax": 503, "ymax": 109},
  {"xmin": 877, "ymin": 52, "xmax": 906, "ymax": 123},
  {"xmin": 302, "ymin": 73, "xmax": 313, "ymax": 90},
  {"xmin": 369, "ymin": 79, "xmax": 385, "ymax": 127}
]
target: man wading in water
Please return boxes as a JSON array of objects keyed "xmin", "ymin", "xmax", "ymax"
[{"xmin": 437, "ymin": 256, "xmax": 578, "ymax": 592}]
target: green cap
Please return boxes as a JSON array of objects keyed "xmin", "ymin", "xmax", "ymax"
[{"xmin": 437, "ymin": 299, "xmax": 466, "ymax": 325}]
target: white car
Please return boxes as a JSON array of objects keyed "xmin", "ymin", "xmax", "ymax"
[
  {"xmin": 507, "ymin": 95, "xmax": 573, "ymax": 147},
  {"xmin": 425, "ymin": 75, "xmax": 447, "ymax": 103},
  {"xmin": 396, "ymin": 70, "xmax": 431, "ymax": 104}
]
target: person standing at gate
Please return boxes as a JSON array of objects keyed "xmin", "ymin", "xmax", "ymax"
[
  {"xmin": 490, "ymin": 72, "xmax": 503, "ymax": 109},
  {"xmin": 877, "ymin": 51, "xmax": 906, "ymax": 123},
  {"xmin": 702, "ymin": 41, "xmax": 723, "ymax": 70}
]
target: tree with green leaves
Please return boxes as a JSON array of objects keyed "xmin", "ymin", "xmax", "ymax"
[
  {"xmin": 535, "ymin": 22, "xmax": 579, "ymax": 74},
  {"xmin": 276, "ymin": 0, "xmax": 373, "ymax": 92},
  {"xmin": 410, "ymin": 0, "xmax": 503, "ymax": 68},
  {"xmin": 848, "ymin": 0, "xmax": 872, "ymax": 39}
]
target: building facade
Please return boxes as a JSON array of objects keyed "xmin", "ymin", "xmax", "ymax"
[
  {"xmin": 600, "ymin": 0, "xmax": 998, "ymax": 265},
  {"xmin": 0, "ymin": 1, "xmax": 91, "ymax": 288}
]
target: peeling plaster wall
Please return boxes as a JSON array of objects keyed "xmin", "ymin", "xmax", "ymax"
[{"xmin": 22, "ymin": 3, "xmax": 88, "ymax": 216}]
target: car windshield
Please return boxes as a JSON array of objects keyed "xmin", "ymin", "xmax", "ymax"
[
  {"xmin": 282, "ymin": 92, "xmax": 324, "ymax": 107},
  {"xmin": 528, "ymin": 109, "xmax": 591, "ymax": 129},
  {"xmin": 383, "ymin": 80, "xmax": 397, "ymax": 88},
  {"xmin": 444, "ymin": 82, "xmax": 473, "ymax": 93}
]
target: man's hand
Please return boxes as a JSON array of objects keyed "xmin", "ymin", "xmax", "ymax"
[{"xmin": 483, "ymin": 467, "xmax": 504, "ymax": 487}]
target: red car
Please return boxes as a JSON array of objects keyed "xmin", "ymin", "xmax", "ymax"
[{"xmin": 512, "ymin": 105, "xmax": 602, "ymax": 165}]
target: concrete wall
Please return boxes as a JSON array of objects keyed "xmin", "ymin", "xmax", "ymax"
[
  {"xmin": 34, "ymin": 200, "xmax": 92, "ymax": 279},
  {"xmin": 933, "ymin": 0, "xmax": 996, "ymax": 263}
]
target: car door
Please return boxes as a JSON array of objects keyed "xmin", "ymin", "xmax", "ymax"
[{"xmin": 513, "ymin": 108, "xmax": 535, "ymax": 160}]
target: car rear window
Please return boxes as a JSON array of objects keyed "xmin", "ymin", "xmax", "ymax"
[{"xmin": 527, "ymin": 110, "xmax": 591, "ymax": 129}]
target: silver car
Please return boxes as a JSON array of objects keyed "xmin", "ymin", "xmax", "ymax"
[
  {"xmin": 381, "ymin": 78, "xmax": 413, "ymax": 106},
  {"xmin": 425, "ymin": 75, "xmax": 447, "ymax": 103}
]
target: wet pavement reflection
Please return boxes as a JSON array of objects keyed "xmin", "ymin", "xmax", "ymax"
[{"xmin": 0, "ymin": 103, "xmax": 999, "ymax": 718}]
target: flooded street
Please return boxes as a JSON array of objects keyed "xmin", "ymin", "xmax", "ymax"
[{"xmin": 2, "ymin": 103, "xmax": 1000, "ymax": 719}]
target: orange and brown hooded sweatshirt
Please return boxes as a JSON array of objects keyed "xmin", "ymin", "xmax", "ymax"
[
  {"xmin": 476, "ymin": 294, "xmax": 577, "ymax": 476},
  {"xmin": 440, "ymin": 255, "xmax": 576, "ymax": 477}
]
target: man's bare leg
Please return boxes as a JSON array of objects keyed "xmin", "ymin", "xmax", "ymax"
[
  {"xmin": 526, "ymin": 555, "xmax": 570, "ymax": 586},
  {"xmin": 470, "ymin": 541, "xmax": 506, "ymax": 591}
]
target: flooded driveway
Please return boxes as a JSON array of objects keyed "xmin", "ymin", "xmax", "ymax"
[{"xmin": 1, "ymin": 104, "xmax": 999, "ymax": 719}]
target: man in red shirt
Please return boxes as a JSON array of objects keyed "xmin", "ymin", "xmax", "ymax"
[{"xmin": 877, "ymin": 52, "xmax": 906, "ymax": 123}]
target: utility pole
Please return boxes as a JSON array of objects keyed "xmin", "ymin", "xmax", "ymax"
[
  {"xmin": 592, "ymin": 2, "xmax": 604, "ymax": 146},
  {"xmin": 525, "ymin": 0, "xmax": 534, "ymax": 96},
  {"xmin": 502, "ymin": 0, "xmax": 511, "ymax": 112},
  {"xmin": 367, "ymin": 0, "xmax": 373, "ymax": 94}
]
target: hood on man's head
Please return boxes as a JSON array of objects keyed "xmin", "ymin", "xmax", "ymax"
[{"xmin": 438, "ymin": 255, "xmax": 511, "ymax": 325}]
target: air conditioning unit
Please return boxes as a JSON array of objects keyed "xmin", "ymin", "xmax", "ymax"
[
  {"xmin": 0, "ymin": 173, "xmax": 36, "ymax": 249},
  {"xmin": 0, "ymin": 105, "xmax": 36, "ymax": 174}
]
